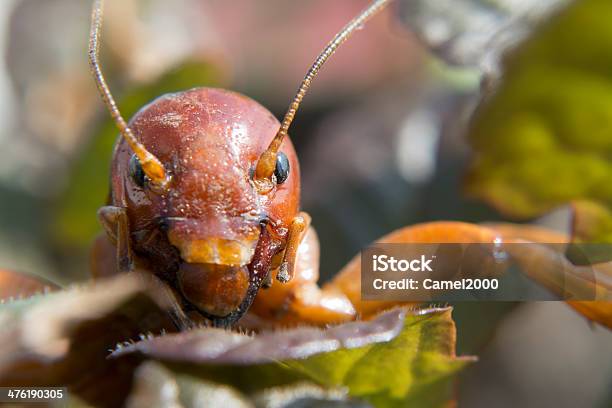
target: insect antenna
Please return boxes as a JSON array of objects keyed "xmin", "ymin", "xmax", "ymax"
[
  {"xmin": 89, "ymin": 0, "xmax": 170, "ymax": 189},
  {"xmin": 254, "ymin": 0, "xmax": 393, "ymax": 182}
]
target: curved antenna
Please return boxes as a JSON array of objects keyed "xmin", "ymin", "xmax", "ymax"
[
  {"xmin": 254, "ymin": 0, "xmax": 393, "ymax": 182},
  {"xmin": 89, "ymin": 0, "xmax": 170, "ymax": 189}
]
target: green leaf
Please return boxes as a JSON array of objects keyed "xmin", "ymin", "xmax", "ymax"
[
  {"xmin": 570, "ymin": 200, "xmax": 612, "ymax": 242},
  {"xmin": 466, "ymin": 0, "xmax": 612, "ymax": 241},
  {"xmin": 51, "ymin": 60, "xmax": 224, "ymax": 253},
  {"xmin": 287, "ymin": 307, "xmax": 472, "ymax": 408},
  {"xmin": 113, "ymin": 307, "xmax": 470, "ymax": 407}
]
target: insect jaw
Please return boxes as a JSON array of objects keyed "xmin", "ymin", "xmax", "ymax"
[{"xmin": 178, "ymin": 263, "xmax": 250, "ymax": 318}]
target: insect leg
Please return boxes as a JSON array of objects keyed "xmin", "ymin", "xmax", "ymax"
[
  {"xmin": 98, "ymin": 206, "xmax": 134, "ymax": 274},
  {"xmin": 277, "ymin": 212, "xmax": 311, "ymax": 283},
  {"xmin": 249, "ymin": 225, "xmax": 356, "ymax": 327}
]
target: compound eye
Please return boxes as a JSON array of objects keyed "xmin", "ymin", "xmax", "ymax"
[
  {"xmin": 129, "ymin": 154, "xmax": 146, "ymax": 188},
  {"xmin": 274, "ymin": 152, "xmax": 290, "ymax": 184}
]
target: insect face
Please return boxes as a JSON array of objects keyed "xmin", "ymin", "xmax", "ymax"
[{"xmin": 109, "ymin": 88, "xmax": 300, "ymax": 318}]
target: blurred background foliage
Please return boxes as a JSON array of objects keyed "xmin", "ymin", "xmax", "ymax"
[
  {"xmin": 0, "ymin": 0, "xmax": 610, "ymax": 406},
  {"xmin": 467, "ymin": 0, "xmax": 612, "ymax": 236}
]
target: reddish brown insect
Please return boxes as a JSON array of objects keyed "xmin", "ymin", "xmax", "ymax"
[{"xmin": 88, "ymin": 0, "xmax": 502, "ymax": 328}]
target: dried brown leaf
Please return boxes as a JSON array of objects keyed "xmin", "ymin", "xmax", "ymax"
[{"xmin": 0, "ymin": 273, "xmax": 181, "ymax": 407}]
